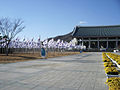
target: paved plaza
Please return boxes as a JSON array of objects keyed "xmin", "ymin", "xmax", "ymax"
[{"xmin": 0, "ymin": 52, "xmax": 108, "ymax": 90}]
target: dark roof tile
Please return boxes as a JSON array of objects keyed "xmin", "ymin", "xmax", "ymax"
[{"xmin": 72, "ymin": 25, "xmax": 120, "ymax": 37}]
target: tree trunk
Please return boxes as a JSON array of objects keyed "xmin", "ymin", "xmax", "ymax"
[
  {"xmin": 6, "ymin": 44, "xmax": 9, "ymax": 56},
  {"xmin": 5, "ymin": 41, "xmax": 10, "ymax": 56}
]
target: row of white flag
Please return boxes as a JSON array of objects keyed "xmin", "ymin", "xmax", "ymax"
[{"xmin": 0, "ymin": 38, "xmax": 86, "ymax": 49}]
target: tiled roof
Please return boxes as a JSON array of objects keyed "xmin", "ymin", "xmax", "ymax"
[{"xmin": 72, "ymin": 25, "xmax": 120, "ymax": 37}]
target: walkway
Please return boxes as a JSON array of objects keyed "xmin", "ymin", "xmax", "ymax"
[{"xmin": 0, "ymin": 52, "xmax": 108, "ymax": 90}]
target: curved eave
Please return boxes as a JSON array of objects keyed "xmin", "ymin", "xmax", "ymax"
[
  {"xmin": 71, "ymin": 27, "xmax": 77, "ymax": 36},
  {"xmin": 73, "ymin": 36, "xmax": 120, "ymax": 38}
]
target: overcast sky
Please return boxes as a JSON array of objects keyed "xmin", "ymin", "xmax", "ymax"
[{"xmin": 0, "ymin": 0, "xmax": 120, "ymax": 40}]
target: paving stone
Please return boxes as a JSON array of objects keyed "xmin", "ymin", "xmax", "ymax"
[{"xmin": 0, "ymin": 52, "xmax": 108, "ymax": 90}]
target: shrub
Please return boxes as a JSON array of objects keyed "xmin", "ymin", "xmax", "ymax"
[
  {"xmin": 107, "ymin": 53, "xmax": 120, "ymax": 65},
  {"xmin": 104, "ymin": 67, "xmax": 119, "ymax": 75},
  {"xmin": 106, "ymin": 77, "xmax": 120, "ymax": 90},
  {"xmin": 104, "ymin": 62, "xmax": 114, "ymax": 67},
  {"xmin": 102, "ymin": 53, "xmax": 111, "ymax": 62}
]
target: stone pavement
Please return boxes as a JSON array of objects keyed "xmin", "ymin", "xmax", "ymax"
[{"xmin": 0, "ymin": 52, "xmax": 108, "ymax": 90}]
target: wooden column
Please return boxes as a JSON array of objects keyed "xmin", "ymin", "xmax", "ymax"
[
  {"xmin": 88, "ymin": 38, "xmax": 91, "ymax": 48},
  {"xmin": 82, "ymin": 38, "xmax": 84, "ymax": 46},
  {"xmin": 106, "ymin": 38, "xmax": 108, "ymax": 49},
  {"xmin": 116, "ymin": 37, "xmax": 118, "ymax": 48},
  {"xmin": 107, "ymin": 41, "xmax": 108, "ymax": 48},
  {"xmin": 97, "ymin": 38, "xmax": 99, "ymax": 49}
]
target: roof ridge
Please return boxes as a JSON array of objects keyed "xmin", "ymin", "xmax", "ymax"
[{"xmin": 76, "ymin": 25, "xmax": 120, "ymax": 28}]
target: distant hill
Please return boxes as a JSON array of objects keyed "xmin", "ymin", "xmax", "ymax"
[{"xmin": 48, "ymin": 31, "xmax": 73, "ymax": 42}]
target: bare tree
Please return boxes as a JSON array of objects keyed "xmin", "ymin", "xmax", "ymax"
[{"xmin": 0, "ymin": 17, "xmax": 25, "ymax": 55}]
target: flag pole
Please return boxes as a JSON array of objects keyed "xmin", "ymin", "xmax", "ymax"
[
  {"xmin": 39, "ymin": 35, "xmax": 41, "ymax": 57},
  {"xmin": 46, "ymin": 37, "xmax": 48, "ymax": 59}
]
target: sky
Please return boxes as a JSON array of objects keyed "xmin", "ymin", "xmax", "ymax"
[{"xmin": 0, "ymin": 0, "xmax": 120, "ymax": 41}]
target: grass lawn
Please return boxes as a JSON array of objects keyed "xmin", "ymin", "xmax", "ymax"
[{"xmin": 0, "ymin": 52, "xmax": 80, "ymax": 63}]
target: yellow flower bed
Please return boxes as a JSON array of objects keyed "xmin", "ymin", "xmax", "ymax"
[
  {"xmin": 102, "ymin": 53, "xmax": 118, "ymax": 75},
  {"xmin": 115, "ymin": 58, "xmax": 120, "ymax": 65},
  {"xmin": 106, "ymin": 77, "xmax": 120, "ymax": 90},
  {"xmin": 104, "ymin": 62, "xmax": 114, "ymax": 67},
  {"xmin": 105, "ymin": 67, "xmax": 119, "ymax": 75},
  {"xmin": 107, "ymin": 53, "xmax": 120, "ymax": 65},
  {"xmin": 102, "ymin": 53, "xmax": 111, "ymax": 62},
  {"xmin": 103, "ymin": 53, "xmax": 120, "ymax": 90}
]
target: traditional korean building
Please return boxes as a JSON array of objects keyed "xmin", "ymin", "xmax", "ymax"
[{"xmin": 72, "ymin": 25, "xmax": 120, "ymax": 51}]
